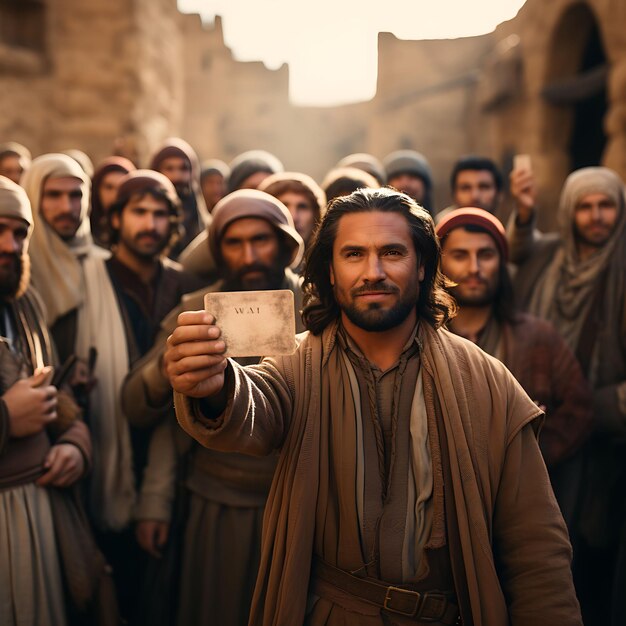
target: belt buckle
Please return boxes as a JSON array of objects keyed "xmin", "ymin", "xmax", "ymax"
[
  {"xmin": 383, "ymin": 585, "xmax": 421, "ymax": 617},
  {"xmin": 418, "ymin": 592, "xmax": 448, "ymax": 622}
]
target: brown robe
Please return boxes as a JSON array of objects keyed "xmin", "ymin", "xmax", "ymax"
[
  {"xmin": 175, "ymin": 321, "xmax": 581, "ymax": 626},
  {"xmin": 0, "ymin": 288, "xmax": 114, "ymax": 625},
  {"xmin": 123, "ymin": 269, "xmax": 303, "ymax": 626}
]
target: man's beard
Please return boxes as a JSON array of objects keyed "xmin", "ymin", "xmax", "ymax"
[
  {"xmin": 448, "ymin": 281, "xmax": 496, "ymax": 308},
  {"xmin": 175, "ymin": 183, "xmax": 194, "ymax": 200},
  {"xmin": 337, "ymin": 279, "xmax": 419, "ymax": 332},
  {"xmin": 222, "ymin": 262, "xmax": 285, "ymax": 292},
  {"xmin": 121, "ymin": 230, "xmax": 170, "ymax": 261},
  {"xmin": 0, "ymin": 253, "xmax": 23, "ymax": 300}
]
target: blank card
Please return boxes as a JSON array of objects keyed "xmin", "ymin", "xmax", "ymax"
[{"xmin": 204, "ymin": 289, "xmax": 297, "ymax": 358}]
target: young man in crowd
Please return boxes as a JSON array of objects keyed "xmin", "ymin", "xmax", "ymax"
[
  {"xmin": 437, "ymin": 207, "xmax": 593, "ymax": 528},
  {"xmin": 0, "ymin": 142, "xmax": 31, "ymax": 184},
  {"xmin": 149, "ymin": 138, "xmax": 210, "ymax": 259},
  {"xmin": 20, "ymin": 154, "xmax": 137, "ymax": 619},
  {"xmin": 200, "ymin": 159, "xmax": 229, "ymax": 213},
  {"xmin": 383, "ymin": 149, "xmax": 433, "ymax": 213},
  {"xmin": 90, "ymin": 156, "xmax": 136, "ymax": 248},
  {"xmin": 509, "ymin": 166, "xmax": 626, "ymax": 626},
  {"xmin": 167, "ymin": 187, "xmax": 581, "ymax": 626},
  {"xmin": 259, "ymin": 171, "xmax": 326, "ymax": 250}
]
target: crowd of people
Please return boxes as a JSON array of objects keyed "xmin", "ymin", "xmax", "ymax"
[{"xmin": 0, "ymin": 138, "xmax": 624, "ymax": 626}]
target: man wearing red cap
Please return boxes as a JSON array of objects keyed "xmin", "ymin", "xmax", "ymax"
[
  {"xmin": 437, "ymin": 208, "xmax": 593, "ymax": 531},
  {"xmin": 124, "ymin": 189, "xmax": 304, "ymax": 626}
]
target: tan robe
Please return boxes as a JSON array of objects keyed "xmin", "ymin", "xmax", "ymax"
[{"xmin": 176, "ymin": 321, "xmax": 581, "ymax": 626}]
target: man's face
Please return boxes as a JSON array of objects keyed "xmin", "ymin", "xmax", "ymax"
[
  {"xmin": 573, "ymin": 192, "xmax": 619, "ymax": 250},
  {"xmin": 440, "ymin": 229, "xmax": 500, "ymax": 307},
  {"xmin": 278, "ymin": 191, "xmax": 317, "ymax": 245},
  {"xmin": 158, "ymin": 156, "xmax": 192, "ymax": 196},
  {"xmin": 453, "ymin": 170, "xmax": 500, "ymax": 213},
  {"xmin": 330, "ymin": 211, "xmax": 424, "ymax": 332},
  {"xmin": 40, "ymin": 176, "xmax": 83, "ymax": 241},
  {"xmin": 0, "ymin": 216, "xmax": 28, "ymax": 299},
  {"xmin": 387, "ymin": 173, "xmax": 425, "ymax": 203},
  {"xmin": 220, "ymin": 217, "xmax": 284, "ymax": 290},
  {"xmin": 98, "ymin": 171, "xmax": 126, "ymax": 211},
  {"xmin": 112, "ymin": 194, "xmax": 171, "ymax": 261},
  {"xmin": 0, "ymin": 155, "xmax": 25, "ymax": 185},
  {"xmin": 201, "ymin": 173, "xmax": 226, "ymax": 211}
]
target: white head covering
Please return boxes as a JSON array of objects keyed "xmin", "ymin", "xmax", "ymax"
[{"xmin": 20, "ymin": 153, "xmax": 91, "ymax": 323}]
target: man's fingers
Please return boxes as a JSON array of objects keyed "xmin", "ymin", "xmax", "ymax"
[
  {"xmin": 176, "ymin": 310, "xmax": 215, "ymax": 327},
  {"xmin": 170, "ymin": 368, "xmax": 226, "ymax": 396},
  {"xmin": 171, "ymin": 360, "xmax": 227, "ymax": 384},
  {"xmin": 167, "ymin": 354, "xmax": 227, "ymax": 376},
  {"xmin": 167, "ymin": 324, "xmax": 222, "ymax": 347},
  {"xmin": 167, "ymin": 340, "xmax": 226, "ymax": 362}
]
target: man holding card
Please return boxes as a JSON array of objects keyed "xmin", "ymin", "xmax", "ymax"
[
  {"xmin": 167, "ymin": 187, "xmax": 581, "ymax": 626},
  {"xmin": 125, "ymin": 189, "xmax": 304, "ymax": 626}
]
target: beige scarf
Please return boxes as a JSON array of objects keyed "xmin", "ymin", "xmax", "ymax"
[{"xmin": 21, "ymin": 154, "xmax": 135, "ymax": 531}]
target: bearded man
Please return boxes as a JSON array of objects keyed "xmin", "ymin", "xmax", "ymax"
[
  {"xmin": 509, "ymin": 166, "xmax": 626, "ymax": 626},
  {"xmin": 149, "ymin": 138, "xmax": 210, "ymax": 259},
  {"xmin": 106, "ymin": 170, "xmax": 202, "ymax": 358},
  {"xmin": 89, "ymin": 156, "xmax": 136, "ymax": 248},
  {"xmin": 166, "ymin": 187, "xmax": 581, "ymax": 626},
  {"xmin": 437, "ymin": 207, "xmax": 592, "ymax": 530},
  {"xmin": 0, "ymin": 175, "xmax": 113, "ymax": 626},
  {"xmin": 125, "ymin": 189, "xmax": 304, "ymax": 626}
]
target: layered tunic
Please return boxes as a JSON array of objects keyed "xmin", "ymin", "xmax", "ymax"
[
  {"xmin": 175, "ymin": 321, "xmax": 581, "ymax": 626},
  {"xmin": 0, "ymin": 288, "xmax": 92, "ymax": 626}
]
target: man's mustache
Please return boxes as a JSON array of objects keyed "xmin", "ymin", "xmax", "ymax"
[
  {"xmin": 135, "ymin": 231, "xmax": 163, "ymax": 242},
  {"xmin": 351, "ymin": 281, "xmax": 399, "ymax": 296},
  {"xmin": 236, "ymin": 263, "xmax": 271, "ymax": 278}
]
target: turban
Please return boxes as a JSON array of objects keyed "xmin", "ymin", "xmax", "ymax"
[
  {"xmin": 336, "ymin": 153, "xmax": 386, "ymax": 186},
  {"xmin": 227, "ymin": 150, "xmax": 284, "ymax": 194},
  {"xmin": 436, "ymin": 207, "xmax": 508, "ymax": 262},
  {"xmin": 114, "ymin": 169, "xmax": 180, "ymax": 213}
]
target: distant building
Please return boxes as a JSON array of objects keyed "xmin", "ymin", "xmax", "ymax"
[{"xmin": 1, "ymin": 0, "xmax": 624, "ymax": 228}]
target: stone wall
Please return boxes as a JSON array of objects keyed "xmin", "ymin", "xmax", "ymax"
[
  {"xmin": 2, "ymin": 0, "xmax": 625, "ymax": 222},
  {"xmin": 0, "ymin": 0, "xmax": 183, "ymax": 168}
]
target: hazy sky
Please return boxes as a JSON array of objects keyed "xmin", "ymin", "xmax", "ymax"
[{"xmin": 178, "ymin": 0, "xmax": 527, "ymax": 106}]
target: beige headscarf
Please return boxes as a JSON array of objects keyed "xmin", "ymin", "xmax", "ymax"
[
  {"xmin": 21, "ymin": 154, "xmax": 135, "ymax": 531},
  {"xmin": 21, "ymin": 154, "xmax": 92, "ymax": 324},
  {"xmin": 528, "ymin": 166, "xmax": 626, "ymax": 351},
  {"xmin": 0, "ymin": 175, "xmax": 33, "ymax": 233}
]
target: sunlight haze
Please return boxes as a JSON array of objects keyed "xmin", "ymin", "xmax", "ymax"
[{"xmin": 178, "ymin": 0, "xmax": 528, "ymax": 106}]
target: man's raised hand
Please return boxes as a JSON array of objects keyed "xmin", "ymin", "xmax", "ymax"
[{"xmin": 164, "ymin": 311, "xmax": 228, "ymax": 398}]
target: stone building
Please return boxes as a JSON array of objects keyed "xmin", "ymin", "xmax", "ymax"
[
  {"xmin": 1, "ymin": 0, "xmax": 625, "ymax": 227},
  {"xmin": 0, "ymin": 0, "xmax": 183, "ymax": 164}
]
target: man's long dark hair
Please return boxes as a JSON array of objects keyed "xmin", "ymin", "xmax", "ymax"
[{"xmin": 302, "ymin": 187, "xmax": 457, "ymax": 335}]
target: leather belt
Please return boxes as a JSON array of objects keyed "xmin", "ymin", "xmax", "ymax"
[{"xmin": 312, "ymin": 557, "xmax": 459, "ymax": 623}]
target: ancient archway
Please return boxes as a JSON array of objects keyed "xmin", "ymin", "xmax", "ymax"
[{"xmin": 541, "ymin": 3, "xmax": 608, "ymax": 172}]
